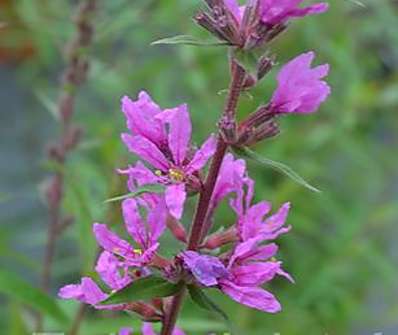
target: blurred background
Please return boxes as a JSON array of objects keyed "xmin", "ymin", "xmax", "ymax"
[{"xmin": 1, "ymin": 0, "xmax": 397, "ymax": 334}]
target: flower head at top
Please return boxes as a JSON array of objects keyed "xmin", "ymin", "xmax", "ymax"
[
  {"xmin": 269, "ymin": 51, "xmax": 331, "ymax": 114},
  {"xmin": 121, "ymin": 91, "xmax": 217, "ymax": 219},
  {"xmin": 195, "ymin": 0, "xmax": 328, "ymax": 48}
]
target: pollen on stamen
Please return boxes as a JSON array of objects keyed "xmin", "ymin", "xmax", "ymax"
[
  {"xmin": 155, "ymin": 170, "xmax": 162, "ymax": 176},
  {"xmin": 134, "ymin": 248, "xmax": 143, "ymax": 255},
  {"xmin": 168, "ymin": 168, "xmax": 185, "ymax": 182}
]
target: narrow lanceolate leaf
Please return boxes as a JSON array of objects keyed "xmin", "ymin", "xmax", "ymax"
[
  {"xmin": 101, "ymin": 276, "xmax": 183, "ymax": 305},
  {"xmin": 151, "ymin": 35, "xmax": 229, "ymax": 47},
  {"xmin": 104, "ymin": 184, "xmax": 164, "ymax": 203},
  {"xmin": 188, "ymin": 285, "xmax": 236, "ymax": 335},
  {"xmin": 0, "ymin": 270, "xmax": 68, "ymax": 324},
  {"xmin": 235, "ymin": 147, "xmax": 321, "ymax": 193}
]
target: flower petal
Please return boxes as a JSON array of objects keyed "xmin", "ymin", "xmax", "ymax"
[
  {"xmin": 156, "ymin": 104, "xmax": 192, "ymax": 166},
  {"xmin": 220, "ymin": 280, "xmax": 281, "ymax": 313},
  {"xmin": 95, "ymin": 251, "xmax": 132, "ymax": 290},
  {"xmin": 231, "ymin": 261, "xmax": 283, "ymax": 286},
  {"xmin": 147, "ymin": 198, "xmax": 168, "ymax": 245},
  {"xmin": 121, "ymin": 134, "xmax": 169, "ymax": 170},
  {"xmin": 93, "ymin": 223, "xmax": 135, "ymax": 259},
  {"xmin": 165, "ymin": 183, "xmax": 187, "ymax": 219},
  {"xmin": 185, "ymin": 134, "xmax": 217, "ymax": 174},
  {"xmin": 58, "ymin": 277, "xmax": 107, "ymax": 305},
  {"xmin": 122, "ymin": 198, "xmax": 147, "ymax": 247},
  {"xmin": 229, "ymin": 239, "xmax": 278, "ymax": 266},
  {"xmin": 121, "ymin": 91, "xmax": 166, "ymax": 146},
  {"xmin": 181, "ymin": 251, "xmax": 228, "ymax": 287}
]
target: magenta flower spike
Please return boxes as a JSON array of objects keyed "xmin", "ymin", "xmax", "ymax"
[
  {"xmin": 270, "ymin": 51, "xmax": 331, "ymax": 114},
  {"xmin": 121, "ymin": 91, "xmax": 217, "ymax": 219}
]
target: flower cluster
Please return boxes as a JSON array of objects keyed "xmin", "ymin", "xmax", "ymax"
[
  {"xmin": 195, "ymin": 0, "xmax": 328, "ymax": 49},
  {"xmin": 58, "ymin": 1, "xmax": 331, "ymax": 334}
]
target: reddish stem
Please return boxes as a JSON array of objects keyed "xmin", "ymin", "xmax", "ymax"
[{"xmin": 160, "ymin": 62, "xmax": 245, "ymax": 335}]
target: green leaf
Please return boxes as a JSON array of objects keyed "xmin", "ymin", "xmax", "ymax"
[
  {"xmin": 151, "ymin": 35, "xmax": 229, "ymax": 47},
  {"xmin": 234, "ymin": 146, "xmax": 321, "ymax": 193},
  {"xmin": 104, "ymin": 184, "xmax": 165, "ymax": 203},
  {"xmin": 102, "ymin": 275, "xmax": 183, "ymax": 305},
  {"xmin": 0, "ymin": 270, "xmax": 68, "ymax": 324},
  {"xmin": 188, "ymin": 285, "xmax": 236, "ymax": 334}
]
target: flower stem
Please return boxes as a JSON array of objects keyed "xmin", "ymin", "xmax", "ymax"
[{"xmin": 160, "ymin": 61, "xmax": 245, "ymax": 335}]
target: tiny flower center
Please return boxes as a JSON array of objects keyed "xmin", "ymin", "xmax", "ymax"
[
  {"xmin": 168, "ymin": 168, "xmax": 185, "ymax": 182},
  {"xmin": 134, "ymin": 248, "xmax": 143, "ymax": 256}
]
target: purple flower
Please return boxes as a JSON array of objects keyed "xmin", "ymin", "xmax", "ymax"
[
  {"xmin": 270, "ymin": 51, "xmax": 331, "ymax": 114},
  {"xmin": 58, "ymin": 251, "xmax": 134, "ymax": 310},
  {"xmin": 210, "ymin": 153, "xmax": 250, "ymax": 211},
  {"xmin": 93, "ymin": 198, "xmax": 167, "ymax": 267},
  {"xmin": 181, "ymin": 241, "xmax": 292, "ymax": 313},
  {"xmin": 142, "ymin": 323, "xmax": 185, "ymax": 335},
  {"xmin": 121, "ymin": 91, "xmax": 217, "ymax": 219},
  {"xmin": 224, "ymin": 0, "xmax": 328, "ymax": 26},
  {"xmin": 181, "ymin": 251, "xmax": 229, "ymax": 287},
  {"xmin": 58, "ymin": 277, "xmax": 107, "ymax": 306},
  {"xmin": 259, "ymin": 0, "xmax": 329, "ymax": 27}
]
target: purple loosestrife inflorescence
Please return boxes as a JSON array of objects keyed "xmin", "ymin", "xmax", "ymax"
[{"xmin": 59, "ymin": 1, "xmax": 331, "ymax": 333}]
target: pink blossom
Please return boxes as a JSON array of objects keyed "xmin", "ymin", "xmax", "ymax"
[
  {"xmin": 224, "ymin": 0, "xmax": 328, "ymax": 26},
  {"xmin": 270, "ymin": 51, "xmax": 331, "ymax": 114},
  {"xmin": 58, "ymin": 251, "xmax": 134, "ymax": 310},
  {"xmin": 93, "ymin": 198, "xmax": 167, "ymax": 267},
  {"xmin": 181, "ymin": 238, "xmax": 292, "ymax": 313},
  {"xmin": 121, "ymin": 91, "xmax": 217, "ymax": 219},
  {"xmin": 259, "ymin": 0, "xmax": 329, "ymax": 26}
]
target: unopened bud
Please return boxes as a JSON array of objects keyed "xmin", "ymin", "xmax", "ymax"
[
  {"xmin": 128, "ymin": 302, "xmax": 162, "ymax": 322},
  {"xmin": 201, "ymin": 227, "xmax": 238, "ymax": 250},
  {"xmin": 219, "ymin": 115, "xmax": 238, "ymax": 145},
  {"xmin": 244, "ymin": 121, "xmax": 280, "ymax": 146},
  {"xmin": 167, "ymin": 215, "xmax": 187, "ymax": 243},
  {"xmin": 242, "ymin": 73, "xmax": 257, "ymax": 90},
  {"xmin": 265, "ymin": 23, "xmax": 287, "ymax": 43},
  {"xmin": 64, "ymin": 125, "xmax": 83, "ymax": 151},
  {"xmin": 257, "ymin": 55, "xmax": 275, "ymax": 81}
]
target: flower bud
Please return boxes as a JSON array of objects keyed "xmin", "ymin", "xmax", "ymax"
[
  {"xmin": 167, "ymin": 215, "xmax": 187, "ymax": 243},
  {"xmin": 128, "ymin": 302, "xmax": 162, "ymax": 322},
  {"xmin": 201, "ymin": 227, "xmax": 238, "ymax": 250}
]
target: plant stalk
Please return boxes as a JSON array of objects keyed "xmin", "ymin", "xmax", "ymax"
[{"xmin": 160, "ymin": 61, "xmax": 245, "ymax": 335}]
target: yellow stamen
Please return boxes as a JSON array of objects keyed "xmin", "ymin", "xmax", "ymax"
[
  {"xmin": 134, "ymin": 248, "xmax": 143, "ymax": 255},
  {"xmin": 155, "ymin": 170, "xmax": 162, "ymax": 176},
  {"xmin": 168, "ymin": 168, "xmax": 185, "ymax": 182}
]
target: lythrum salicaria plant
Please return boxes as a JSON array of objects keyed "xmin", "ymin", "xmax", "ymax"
[{"xmin": 59, "ymin": 1, "xmax": 331, "ymax": 334}]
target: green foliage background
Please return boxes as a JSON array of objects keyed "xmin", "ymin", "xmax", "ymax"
[{"xmin": 1, "ymin": 0, "xmax": 397, "ymax": 334}]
